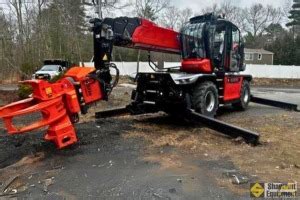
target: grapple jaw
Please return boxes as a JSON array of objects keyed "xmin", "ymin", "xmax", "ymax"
[{"xmin": 0, "ymin": 67, "xmax": 104, "ymax": 149}]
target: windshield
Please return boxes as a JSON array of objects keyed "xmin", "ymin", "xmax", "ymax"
[
  {"xmin": 181, "ymin": 22, "xmax": 206, "ymax": 59},
  {"xmin": 40, "ymin": 65, "xmax": 59, "ymax": 71}
]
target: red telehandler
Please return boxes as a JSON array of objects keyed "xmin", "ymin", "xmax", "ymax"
[{"xmin": 0, "ymin": 13, "xmax": 297, "ymax": 149}]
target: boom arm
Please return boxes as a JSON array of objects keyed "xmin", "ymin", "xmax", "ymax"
[{"xmin": 90, "ymin": 17, "xmax": 181, "ymax": 72}]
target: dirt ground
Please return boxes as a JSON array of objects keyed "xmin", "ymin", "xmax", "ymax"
[
  {"xmin": 82, "ymin": 79, "xmax": 300, "ymax": 196},
  {"xmin": 0, "ymin": 79, "xmax": 299, "ymax": 199},
  {"xmin": 0, "ymin": 90, "xmax": 18, "ymax": 106},
  {"xmin": 123, "ymin": 108, "xmax": 300, "ymax": 195}
]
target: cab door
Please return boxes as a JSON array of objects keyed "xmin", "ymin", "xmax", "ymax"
[{"xmin": 223, "ymin": 24, "xmax": 243, "ymax": 102}]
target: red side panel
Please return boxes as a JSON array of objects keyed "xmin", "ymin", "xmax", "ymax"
[
  {"xmin": 65, "ymin": 90, "xmax": 81, "ymax": 113},
  {"xmin": 132, "ymin": 19, "xmax": 180, "ymax": 54},
  {"xmin": 181, "ymin": 58, "xmax": 212, "ymax": 73},
  {"xmin": 223, "ymin": 76, "xmax": 243, "ymax": 101},
  {"xmin": 81, "ymin": 77, "xmax": 103, "ymax": 104}
]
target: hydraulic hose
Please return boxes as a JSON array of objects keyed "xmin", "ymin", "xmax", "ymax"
[{"xmin": 109, "ymin": 63, "xmax": 120, "ymax": 88}]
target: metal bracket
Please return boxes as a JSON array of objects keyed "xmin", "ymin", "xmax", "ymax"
[
  {"xmin": 95, "ymin": 106, "xmax": 129, "ymax": 118},
  {"xmin": 95, "ymin": 106, "xmax": 260, "ymax": 145},
  {"xmin": 185, "ymin": 109, "xmax": 259, "ymax": 145}
]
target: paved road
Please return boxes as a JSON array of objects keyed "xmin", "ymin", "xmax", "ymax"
[
  {"xmin": 252, "ymin": 87, "xmax": 300, "ymax": 105},
  {"xmin": 0, "ymin": 84, "xmax": 18, "ymax": 91}
]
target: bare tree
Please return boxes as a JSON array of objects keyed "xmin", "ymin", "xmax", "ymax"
[
  {"xmin": 134, "ymin": 0, "xmax": 170, "ymax": 71},
  {"xmin": 0, "ymin": 9, "xmax": 17, "ymax": 81},
  {"xmin": 177, "ymin": 8, "xmax": 193, "ymax": 30},
  {"xmin": 135, "ymin": 0, "xmax": 170, "ymax": 20},
  {"xmin": 7, "ymin": 0, "xmax": 24, "ymax": 39},
  {"xmin": 201, "ymin": 3, "xmax": 219, "ymax": 15},
  {"xmin": 36, "ymin": 0, "xmax": 48, "ymax": 16},
  {"xmin": 219, "ymin": 1, "xmax": 248, "ymax": 33},
  {"xmin": 243, "ymin": 4, "xmax": 282, "ymax": 37},
  {"xmin": 96, "ymin": 0, "xmax": 133, "ymax": 18},
  {"xmin": 201, "ymin": 1, "xmax": 246, "ymax": 32},
  {"xmin": 219, "ymin": 1, "xmax": 238, "ymax": 21},
  {"xmin": 200, "ymin": 1, "xmax": 283, "ymax": 36},
  {"xmin": 282, "ymin": 0, "xmax": 293, "ymax": 25},
  {"xmin": 159, "ymin": 6, "xmax": 180, "ymax": 29}
]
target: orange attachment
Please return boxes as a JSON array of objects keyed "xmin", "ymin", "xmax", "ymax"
[
  {"xmin": 0, "ymin": 77, "xmax": 80, "ymax": 149},
  {"xmin": 65, "ymin": 66, "xmax": 104, "ymax": 104},
  {"xmin": 21, "ymin": 78, "xmax": 78, "ymax": 101},
  {"xmin": 64, "ymin": 66, "xmax": 95, "ymax": 81},
  {"xmin": 81, "ymin": 77, "xmax": 103, "ymax": 104},
  {"xmin": 44, "ymin": 114, "xmax": 77, "ymax": 149},
  {"xmin": 65, "ymin": 90, "xmax": 81, "ymax": 113},
  {"xmin": 0, "ymin": 96, "xmax": 78, "ymax": 149},
  {"xmin": 0, "ymin": 67, "xmax": 105, "ymax": 149}
]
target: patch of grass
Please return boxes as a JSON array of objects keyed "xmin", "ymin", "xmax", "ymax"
[
  {"xmin": 252, "ymin": 78, "xmax": 300, "ymax": 87},
  {"xmin": 18, "ymin": 84, "xmax": 33, "ymax": 99}
]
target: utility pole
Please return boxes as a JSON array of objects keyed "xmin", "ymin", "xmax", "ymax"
[
  {"xmin": 0, "ymin": 34, "xmax": 7, "ymax": 70},
  {"xmin": 0, "ymin": 36, "xmax": 4, "ymax": 69},
  {"xmin": 97, "ymin": 0, "xmax": 102, "ymax": 19}
]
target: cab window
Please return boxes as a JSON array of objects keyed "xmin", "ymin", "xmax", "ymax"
[
  {"xmin": 232, "ymin": 27, "xmax": 240, "ymax": 50},
  {"xmin": 212, "ymin": 23, "xmax": 226, "ymax": 69},
  {"xmin": 229, "ymin": 26, "xmax": 241, "ymax": 72}
]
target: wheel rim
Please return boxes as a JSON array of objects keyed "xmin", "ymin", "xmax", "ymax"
[
  {"xmin": 205, "ymin": 91, "xmax": 215, "ymax": 112},
  {"xmin": 243, "ymin": 87, "xmax": 249, "ymax": 103}
]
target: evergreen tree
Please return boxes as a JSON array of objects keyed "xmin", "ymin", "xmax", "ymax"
[
  {"xmin": 138, "ymin": 5, "xmax": 158, "ymax": 21},
  {"xmin": 286, "ymin": 0, "xmax": 300, "ymax": 27},
  {"xmin": 36, "ymin": 0, "xmax": 90, "ymax": 63},
  {"xmin": 265, "ymin": 32, "xmax": 299, "ymax": 65}
]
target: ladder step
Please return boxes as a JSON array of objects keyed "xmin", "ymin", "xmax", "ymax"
[
  {"xmin": 146, "ymin": 90, "xmax": 157, "ymax": 93},
  {"xmin": 143, "ymin": 101, "xmax": 156, "ymax": 105}
]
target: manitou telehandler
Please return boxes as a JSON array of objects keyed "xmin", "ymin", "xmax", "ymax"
[
  {"xmin": 102, "ymin": 14, "xmax": 252, "ymax": 117},
  {"xmin": 0, "ymin": 13, "xmax": 297, "ymax": 149}
]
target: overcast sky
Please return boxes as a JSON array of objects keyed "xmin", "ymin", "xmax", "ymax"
[
  {"xmin": 0, "ymin": 0, "xmax": 289, "ymax": 18},
  {"xmin": 171, "ymin": 0, "xmax": 286, "ymax": 12}
]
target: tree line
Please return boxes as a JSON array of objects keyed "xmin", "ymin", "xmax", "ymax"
[{"xmin": 0, "ymin": 0, "xmax": 299, "ymax": 81}]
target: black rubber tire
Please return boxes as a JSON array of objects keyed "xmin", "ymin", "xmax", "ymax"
[
  {"xmin": 191, "ymin": 81, "xmax": 219, "ymax": 117},
  {"xmin": 232, "ymin": 80, "xmax": 251, "ymax": 110}
]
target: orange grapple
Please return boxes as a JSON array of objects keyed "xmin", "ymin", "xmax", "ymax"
[{"xmin": 0, "ymin": 67, "xmax": 103, "ymax": 149}]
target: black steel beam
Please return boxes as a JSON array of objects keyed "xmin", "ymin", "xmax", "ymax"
[
  {"xmin": 186, "ymin": 109, "xmax": 260, "ymax": 145},
  {"xmin": 95, "ymin": 106, "xmax": 260, "ymax": 144},
  {"xmin": 95, "ymin": 107, "xmax": 129, "ymax": 118},
  {"xmin": 251, "ymin": 96, "xmax": 299, "ymax": 111}
]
